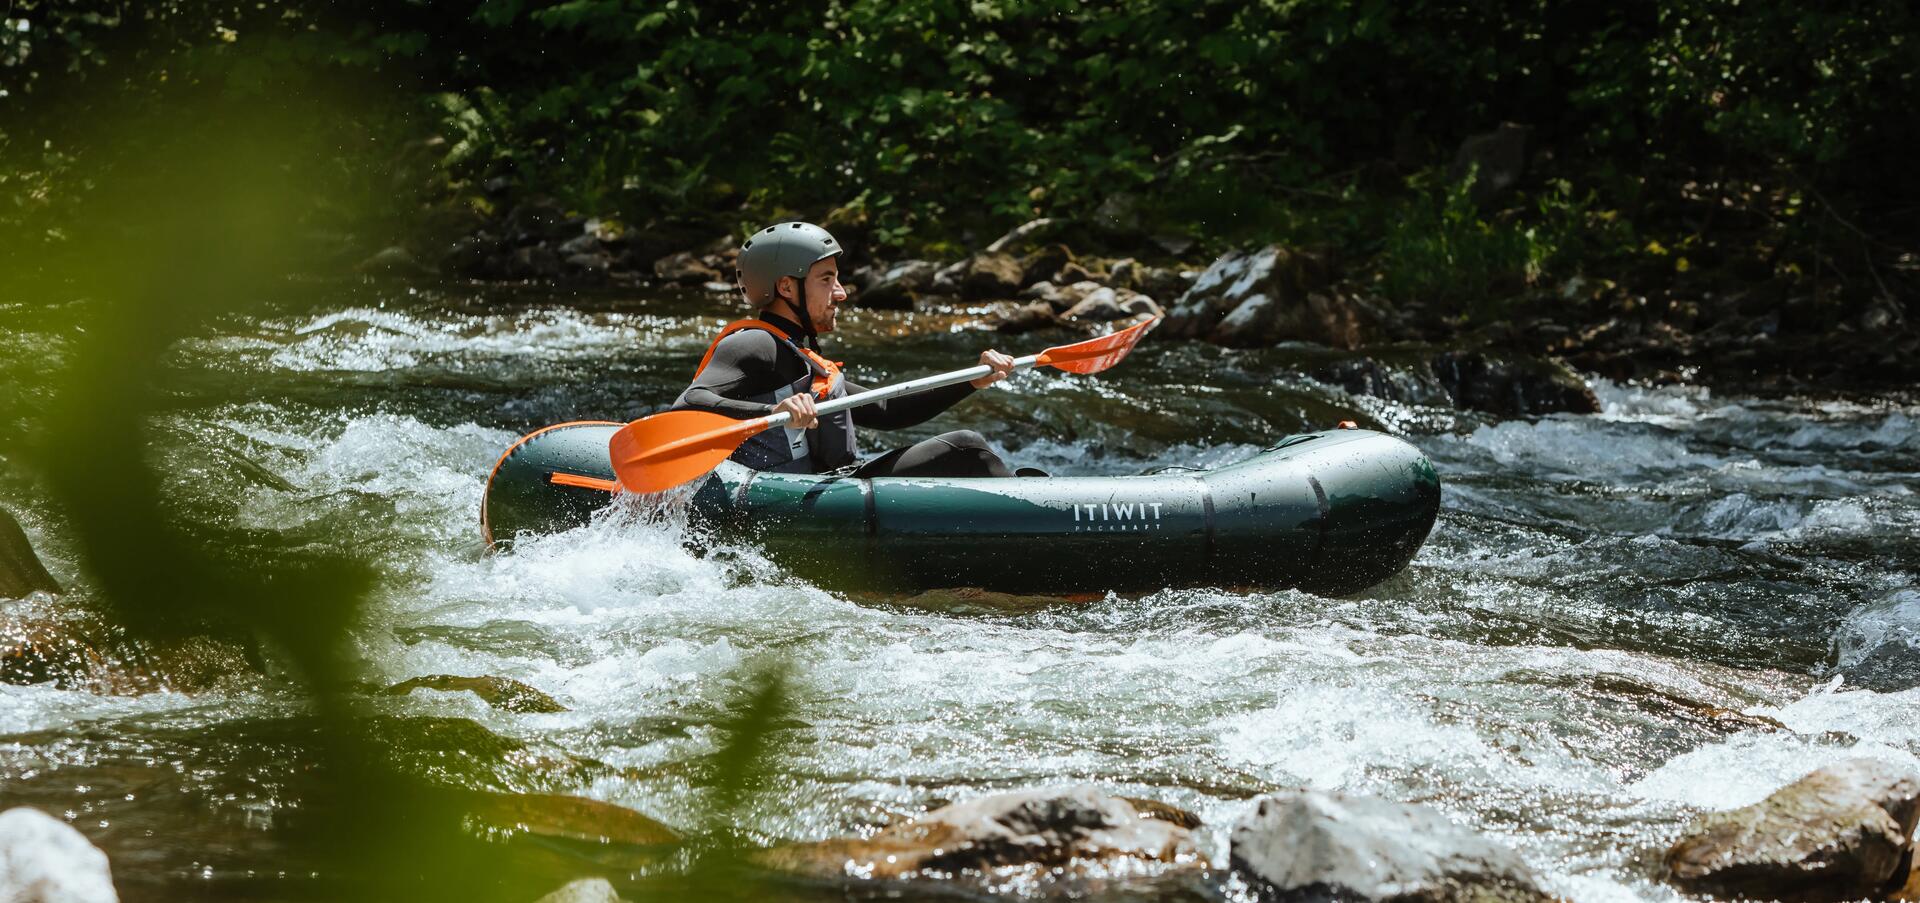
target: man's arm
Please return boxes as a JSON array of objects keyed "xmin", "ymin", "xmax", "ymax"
[{"xmin": 846, "ymin": 379, "xmax": 976, "ymax": 430}]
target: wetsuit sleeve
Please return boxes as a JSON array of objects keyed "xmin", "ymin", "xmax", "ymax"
[
  {"xmin": 845, "ymin": 378, "xmax": 977, "ymax": 430},
  {"xmin": 678, "ymin": 330, "xmax": 782, "ymax": 419}
]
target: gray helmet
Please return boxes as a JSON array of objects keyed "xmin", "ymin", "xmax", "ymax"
[{"xmin": 736, "ymin": 221, "xmax": 842, "ymax": 306}]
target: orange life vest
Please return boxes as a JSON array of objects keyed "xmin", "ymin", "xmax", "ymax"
[{"xmin": 693, "ymin": 319, "xmax": 844, "ymax": 399}]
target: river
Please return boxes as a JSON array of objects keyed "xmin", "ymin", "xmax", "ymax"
[{"xmin": 2, "ymin": 283, "xmax": 1916, "ymax": 900}]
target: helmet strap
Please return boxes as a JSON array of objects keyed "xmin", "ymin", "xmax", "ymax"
[{"xmin": 778, "ymin": 276, "xmax": 818, "ymax": 347}]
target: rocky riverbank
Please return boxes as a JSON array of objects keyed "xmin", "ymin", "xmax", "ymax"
[{"xmin": 362, "ymin": 194, "xmax": 1917, "ymax": 404}]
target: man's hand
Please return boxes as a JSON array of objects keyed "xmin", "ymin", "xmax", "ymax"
[
  {"xmin": 970, "ymin": 349, "xmax": 1018, "ymax": 388},
  {"xmin": 771, "ymin": 392, "xmax": 819, "ymax": 429}
]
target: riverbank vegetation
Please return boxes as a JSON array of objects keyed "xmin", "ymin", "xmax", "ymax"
[{"xmin": 6, "ymin": 1, "xmax": 1915, "ymax": 340}]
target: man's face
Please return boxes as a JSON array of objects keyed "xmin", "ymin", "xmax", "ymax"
[{"xmin": 784, "ymin": 256, "xmax": 846, "ymax": 333}]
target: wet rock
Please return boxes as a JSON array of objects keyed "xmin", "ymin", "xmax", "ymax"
[
  {"xmin": 1665, "ymin": 758, "xmax": 1920, "ymax": 900},
  {"xmin": 0, "ymin": 508, "xmax": 59, "ymax": 599},
  {"xmin": 0, "ymin": 615, "xmax": 108, "ymax": 688},
  {"xmin": 984, "ymin": 216, "xmax": 1061, "ymax": 254},
  {"xmin": 504, "ymin": 245, "xmax": 564, "ymax": 281},
  {"xmin": 0, "ymin": 806, "xmax": 119, "ymax": 902},
  {"xmin": 653, "ymin": 251, "xmax": 720, "ymax": 285},
  {"xmin": 386, "ymin": 674, "xmax": 567, "ymax": 714},
  {"xmin": 462, "ymin": 790, "xmax": 678, "ymax": 847},
  {"xmin": 1106, "ymin": 258, "xmax": 1140, "ymax": 291},
  {"xmin": 1151, "ymin": 232, "xmax": 1196, "ymax": 257},
  {"xmin": 956, "ymin": 252, "xmax": 1025, "ymax": 300},
  {"xmin": 1430, "ymin": 351, "xmax": 1600, "ymax": 417},
  {"xmin": 1832, "ymin": 588, "xmax": 1920, "ymax": 691},
  {"xmin": 1055, "ymin": 260, "xmax": 1098, "ymax": 286},
  {"xmin": 1309, "ymin": 356, "xmax": 1454, "ymax": 408},
  {"xmin": 355, "ymin": 245, "xmax": 432, "ymax": 276},
  {"xmin": 1018, "ymin": 243, "xmax": 1076, "ymax": 287},
  {"xmin": 1022, "ymin": 279, "xmax": 1104, "ymax": 314},
  {"xmin": 1062, "ymin": 287, "xmax": 1162, "ymax": 323},
  {"xmin": 534, "ymin": 878, "xmax": 622, "ymax": 903},
  {"xmin": 1230, "ymin": 790, "xmax": 1551, "ymax": 903},
  {"xmin": 556, "ymin": 233, "xmax": 603, "ymax": 258},
  {"xmin": 504, "ymin": 198, "xmax": 572, "ymax": 245},
  {"xmin": 856, "ymin": 259, "xmax": 939, "ymax": 310},
  {"xmin": 1119, "ymin": 797, "xmax": 1203, "ymax": 830},
  {"xmin": 756, "ymin": 785, "xmax": 1204, "ymax": 886},
  {"xmin": 996, "ymin": 300, "xmax": 1064, "ymax": 334},
  {"xmin": 442, "ymin": 232, "xmax": 506, "ymax": 278},
  {"xmin": 1163, "ymin": 246, "xmax": 1361, "ymax": 348},
  {"xmin": 565, "ymin": 252, "xmax": 612, "ymax": 279},
  {"xmin": 1450, "ymin": 123, "xmax": 1529, "ymax": 206},
  {"xmin": 1135, "ymin": 264, "xmax": 1194, "ymax": 303}
]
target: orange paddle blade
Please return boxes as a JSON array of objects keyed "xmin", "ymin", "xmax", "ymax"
[
  {"xmin": 1034, "ymin": 315, "xmax": 1160, "ymax": 374},
  {"xmin": 608, "ymin": 409, "xmax": 767, "ymax": 494}
]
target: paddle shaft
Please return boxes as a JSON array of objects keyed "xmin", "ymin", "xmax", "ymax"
[
  {"xmin": 794, "ymin": 353, "xmax": 1042, "ymax": 422},
  {"xmin": 640, "ymin": 354, "xmax": 1041, "ymax": 463}
]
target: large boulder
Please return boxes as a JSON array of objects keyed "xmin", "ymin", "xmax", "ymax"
[
  {"xmin": 1665, "ymin": 758, "xmax": 1920, "ymax": 901},
  {"xmin": 0, "ymin": 508, "xmax": 59, "ymax": 599},
  {"xmin": 854, "ymin": 259, "xmax": 940, "ymax": 310},
  {"xmin": 756, "ymin": 785, "xmax": 1204, "ymax": 887},
  {"xmin": 1429, "ymin": 351, "xmax": 1600, "ymax": 417},
  {"xmin": 955, "ymin": 253, "xmax": 1025, "ymax": 300},
  {"xmin": 0, "ymin": 807, "xmax": 118, "ymax": 902},
  {"xmin": 1163, "ymin": 246, "xmax": 1365, "ymax": 348},
  {"xmin": 1229, "ymin": 790, "xmax": 1551, "ymax": 903},
  {"xmin": 1831, "ymin": 588, "xmax": 1920, "ymax": 691}
]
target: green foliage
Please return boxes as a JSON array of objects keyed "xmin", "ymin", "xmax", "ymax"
[
  {"xmin": 1379, "ymin": 170, "xmax": 1629, "ymax": 318},
  {"xmin": 4, "ymin": 0, "xmax": 1914, "ymax": 268}
]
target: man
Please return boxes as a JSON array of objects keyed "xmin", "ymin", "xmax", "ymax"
[{"xmin": 670, "ymin": 221, "xmax": 1021, "ymax": 477}]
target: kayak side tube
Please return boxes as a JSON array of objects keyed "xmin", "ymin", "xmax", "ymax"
[
  {"xmin": 692, "ymin": 429, "xmax": 1440, "ymax": 595},
  {"xmin": 480, "ymin": 423, "xmax": 1440, "ymax": 595}
]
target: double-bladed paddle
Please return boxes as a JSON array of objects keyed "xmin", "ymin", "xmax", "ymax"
[{"xmin": 608, "ymin": 315, "xmax": 1160, "ymax": 493}]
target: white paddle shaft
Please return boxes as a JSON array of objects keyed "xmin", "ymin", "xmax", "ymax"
[{"xmin": 758, "ymin": 353, "xmax": 1042, "ymax": 429}]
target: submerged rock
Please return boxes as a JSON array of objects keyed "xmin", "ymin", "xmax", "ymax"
[
  {"xmin": 1665, "ymin": 757, "xmax": 1920, "ymax": 901},
  {"xmin": 889, "ymin": 586, "xmax": 1090, "ymax": 615},
  {"xmin": 1832, "ymin": 588, "xmax": 1920, "ymax": 691},
  {"xmin": 1429, "ymin": 351, "xmax": 1600, "ymax": 417},
  {"xmin": 462, "ymin": 790, "xmax": 679, "ymax": 847},
  {"xmin": 386, "ymin": 674, "xmax": 567, "ymax": 714},
  {"xmin": 0, "ymin": 807, "xmax": 119, "ymax": 902},
  {"xmin": 1229, "ymin": 790, "xmax": 1550, "ymax": 903},
  {"xmin": 0, "ymin": 507, "xmax": 59, "ymax": 599},
  {"xmin": 756, "ymin": 785, "xmax": 1205, "ymax": 888}
]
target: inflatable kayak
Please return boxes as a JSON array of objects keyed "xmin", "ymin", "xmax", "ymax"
[{"xmin": 482, "ymin": 423, "xmax": 1440, "ymax": 595}]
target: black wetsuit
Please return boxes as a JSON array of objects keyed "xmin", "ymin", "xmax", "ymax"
[{"xmin": 674, "ymin": 313, "xmax": 1013, "ymax": 478}]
